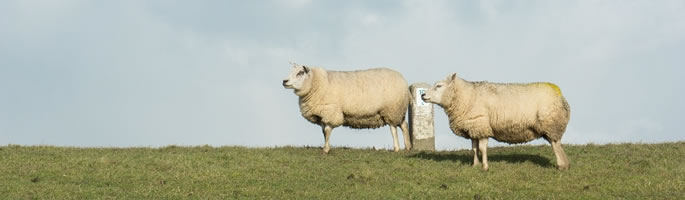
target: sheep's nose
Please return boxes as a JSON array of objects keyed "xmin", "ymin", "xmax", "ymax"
[
  {"xmin": 421, "ymin": 93, "xmax": 426, "ymax": 98},
  {"xmin": 282, "ymin": 80, "xmax": 288, "ymax": 84}
]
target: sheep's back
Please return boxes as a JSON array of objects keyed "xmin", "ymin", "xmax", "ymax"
[
  {"xmin": 473, "ymin": 82, "xmax": 569, "ymax": 142},
  {"xmin": 327, "ymin": 68, "xmax": 409, "ymax": 120}
]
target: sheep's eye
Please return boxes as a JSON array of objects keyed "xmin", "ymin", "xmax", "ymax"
[
  {"xmin": 296, "ymin": 71, "xmax": 305, "ymax": 76},
  {"xmin": 436, "ymin": 85, "xmax": 442, "ymax": 88}
]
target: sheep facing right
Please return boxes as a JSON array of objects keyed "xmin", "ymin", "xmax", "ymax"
[{"xmin": 421, "ymin": 73, "xmax": 571, "ymax": 171}]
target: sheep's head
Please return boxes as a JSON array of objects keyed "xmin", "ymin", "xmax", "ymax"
[
  {"xmin": 422, "ymin": 73, "xmax": 458, "ymax": 106},
  {"xmin": 282, "ymin": 62, "xmax": 312, "ymax": 95}
]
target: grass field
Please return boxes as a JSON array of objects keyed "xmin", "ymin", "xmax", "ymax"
[{"xmin": 1, "ymin": 142, "xmax": 684, "ymax": 199}]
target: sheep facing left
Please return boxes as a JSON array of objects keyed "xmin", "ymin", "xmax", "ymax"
[{"xmin": 282, "ymin": 62, "xmax": 412, "ymax": 154}]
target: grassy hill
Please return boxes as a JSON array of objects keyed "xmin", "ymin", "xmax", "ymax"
[{"xmin": 1, "ymin": 142, "xmax": 683, "ymax": 199}]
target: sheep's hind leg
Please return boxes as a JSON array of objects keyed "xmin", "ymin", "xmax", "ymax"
[
  {"xmin": 471, "ymin": 139, "xmax": 481, "ymax": 167},
  {"xmin": 401, "ymin": 121, "xmax": 411, "ymax": 150},
  {"xmin": 321, "ymin": 125, "xmax": 333, "ymax": 154},
  {"xmin": 478, "ymin": 138, "xmax": 489, "ymax": 171},
  {"xmin": 389, "ymin": 126, "xmax": 400, "ymax": 152},
  {"xmin": 550, "ymin": 140, "xmax": 570, "ymax": 170}
]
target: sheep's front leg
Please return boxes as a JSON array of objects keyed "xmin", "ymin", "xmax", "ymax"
[
  {"xmin": 478, "ymin": 138, "xmax": 489, "ymax": 171},
  {"xmin": 321, "ymin": 125, "xmax": 333, "ymax": 154},
  {"xmin": 389, "ymin": 126, "xmax": 400, "ymax": 152},
  {"xmin": 471, "ymin": 139, "xmax": 481, "ymax": 167}
]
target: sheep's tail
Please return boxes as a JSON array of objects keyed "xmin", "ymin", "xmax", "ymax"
[
  {"xmin": 405, "ymin": 86, "xmax": 413, "ymax": 120},
  {"xmin": 561, "ymin": 96, "xmax": 571, "ymax": 119},
  {"xmin": 406, "ymin": 88, "xmax": 413, "ymax": 111}
]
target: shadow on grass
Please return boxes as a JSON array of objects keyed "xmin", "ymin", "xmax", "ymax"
[{"xmin": 409, "ymin": 151, "xmax": 554, "ymax": 168}]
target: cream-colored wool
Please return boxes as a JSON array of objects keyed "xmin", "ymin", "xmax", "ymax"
[
  {"xmin": 283, "ymin": 63, "xmax": 411, "ymax": 153},
  {"xmin": 422, "ymin": 73, "xmax": 571, "ymax": 170}
]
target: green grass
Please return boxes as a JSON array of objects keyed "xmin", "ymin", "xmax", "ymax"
[{"xmin": 1, "ymin": 142, "xmax": 684, "ymax": 199}]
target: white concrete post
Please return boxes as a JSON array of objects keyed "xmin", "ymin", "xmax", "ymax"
[{"xmin": 409, "ymin": 83, "xmax": 435, "ymax": 151}]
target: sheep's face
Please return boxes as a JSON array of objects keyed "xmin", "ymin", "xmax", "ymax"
[
  {"xmin": 422, "ymin": 73, "xmax": 457, "ymax": 106},
  {"xmin": 282, "ymin": 63, "xmax": 311, "ymax": 92}
]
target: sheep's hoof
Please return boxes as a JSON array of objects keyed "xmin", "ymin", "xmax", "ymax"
[
  {"xmin": 557, "ymin": 164, "xmax": 570, "ymax": 170},
  {"xmin": 320, "ymin": 147, "xmax": 330, "ymax": 155},
  {"xmin": 482, "ymin": 165, "xmax": 489, "ymax": 171},
  {"xmin": 472, "ymin": 162, "xmax": 481, "ymax": 167}
]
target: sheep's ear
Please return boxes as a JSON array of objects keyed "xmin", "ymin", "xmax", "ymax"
[
  {"xmin": 303, "ymin": 66, "xmax": 309, "ymax": 73},
  {"xmin": 449, "ymin": 73, "xmax": 457, "ymax": 81}
]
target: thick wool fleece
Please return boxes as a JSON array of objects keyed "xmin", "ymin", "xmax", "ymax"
[
  {"xmin": 442, "ymin": 77, "xmax": 570, "ymax": 143},
  {"xmin": 297, "ymin": 67, "xmax": 410, "ymax": 129}
]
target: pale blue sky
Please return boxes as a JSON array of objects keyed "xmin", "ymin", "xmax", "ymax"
[{"xmin": 1, "ymin": 0, "xmax": 684, "ymax": 150}]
